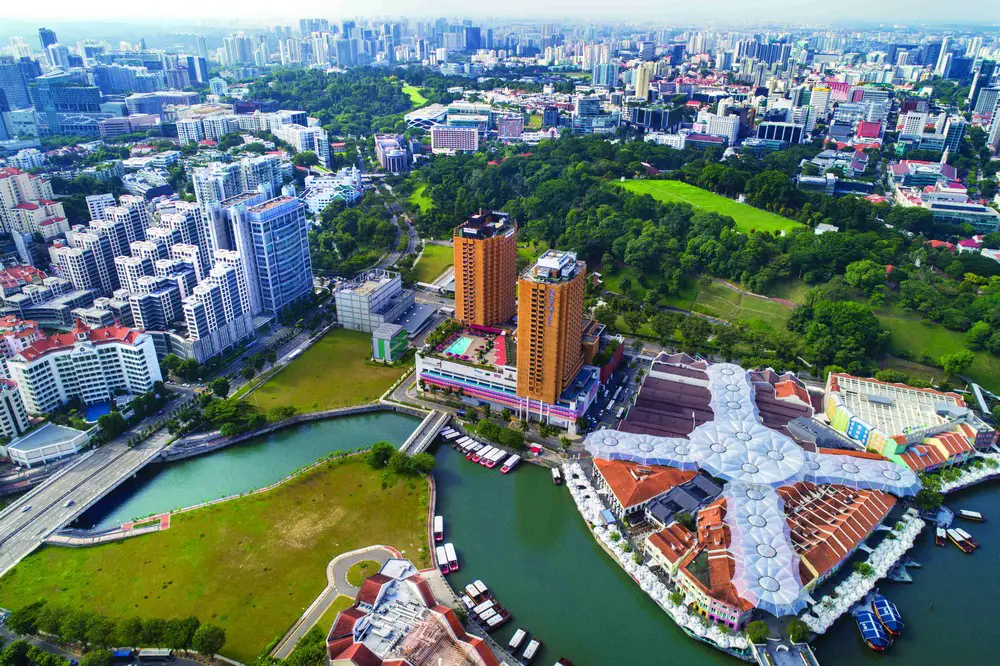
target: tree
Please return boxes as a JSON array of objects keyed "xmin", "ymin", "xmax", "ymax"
[
  {"xmin": 217, "ymin": 133, "xmax": 244, "ymax": 151},
  {"xmin": 86, "ymin": 616, "xmax": 115, "ymax": 649},
  {"xmin": 191, "ymin": 624, "xmax": 226, "ymax": 660},
  {"xmin": 162, "ymin": 617, "xmax": 199, "ymax": 651},
  {"xmin": 115, "ymin": 617, "xmax": 143, "ymax": 648},
  {"xmin": 939, "ymin": 349, "xmax": 974, "ymax": 379},
  {"xmin": 674, "ymin": 512, "xmax": 696, "ymax": 531},
  {"xmin": 410, "ymin": 453, "xmax": 435, "ymax": 474},
  {"xmin": 97, "ymin": 411, "xmax": 128, "ymax": 439},
  {"xmin": 292, "ymin": 151, "xmax": 320, "ymax": 168},
  {"xmin": 966, "ymin": 321, "xmax": 992, "ymax": 349},
  {"xmin": 5, "ymin": 602, "xmax": 45, "ymax": 636},
  {"xmin": 786, "ymin": 618, "xmax": 810, "ymax": 643},
  {"xmin": 80, "ymin": 651, "xmax": 113, "ymax": 666},
  {"xmin": 623, "ymin": 309, "xmax": 645, "ymax": 334},
  {"xmin": 366, "ymin": 441, "xmax": 395, "ymax": 469},
  {"xmin": 745, "ymin": 620, "xmax": 770, "ymax": 644},
  {"xmin": 142, "ymin": 618, "xmax": 167, "ymax": 647},
  {"xmin": 241, "ymin": 366, "xmax": 256, "ymax": 381},
  {"xmin": 387, "ymin": 450, "xmax": 413, "ymax": 474},
  {"xmin": 210, "ymin": 378, "xmax": 230, "ymax": 398},
  {"xmin": 844, "ymin": 259, "xmax": 887, "ymax": 296},
  {"xmin": 61, "ymin": 610, "xmax": 93, "ymax": 646}
]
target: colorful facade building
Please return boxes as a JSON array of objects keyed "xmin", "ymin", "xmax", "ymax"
[
  {"xmin": 453, "ymin": 212, "xmax": 517, "ymax": 327},
  {"xmin": 824, "ymin": 373, "xmax": 992, "ymax": 472}
]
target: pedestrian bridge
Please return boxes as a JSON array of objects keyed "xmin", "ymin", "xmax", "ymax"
[{"xmin": 399, "ymin": 410, "xmax": 449, "ymax": 455}]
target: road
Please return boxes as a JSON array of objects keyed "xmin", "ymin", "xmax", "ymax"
[
  {"xmin": 271, "ymin": 546, "xmax": 395, "ymax": 658},
  {"xmin": 0, "ymin": 626, "xmax": 208, "ymax": 666},
  {"xmin": 0, "ymin": 427, "xmax": 173, "ymax": 577}
]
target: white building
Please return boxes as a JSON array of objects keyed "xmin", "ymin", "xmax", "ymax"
[
  {"xmin": 430, "ymin": 125, "xmax": 479, "ymax": 153},
  {"xmin": 85, "ymin": 193, "xmax": 116, "ymax": 221},
  {"xmin": 273, "ymin": 123, "xmax": 331, "ymax": 166},
  {"xmin": 695, "ymin": 111, "xmax": 740, "ymax": 145},
  {"xmin": 0, "ymin": 378, "xmax": 29, "ymax": 439},
  {"xmin": 176, "ymin": 118, "xmax": 205, "ymax": 146},
  {"xmin": 2, "ymin": 422, "xmax": 89, "ymax": 468},
  {"xmin": 8, "ymin": 321, "xmax": 162, "ymax": 414},
  {"xmin": 301, "ymin": 166, "xmax": 364, "ymax": 214}
]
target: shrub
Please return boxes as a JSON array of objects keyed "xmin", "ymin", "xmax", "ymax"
[{"xmin": 745, "ymin": 620, "xmax": 770, "ymax": 644}]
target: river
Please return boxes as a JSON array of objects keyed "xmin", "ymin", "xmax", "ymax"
[
  {"xmin": 78, "ymin": 412, "xmax": 419, "ymax": 528},
  {"xmin": 79, "ymin": 417, "xmax": 1000, "ymax": 666}
]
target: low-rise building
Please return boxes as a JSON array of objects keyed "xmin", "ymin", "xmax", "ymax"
[
  {"xmin": 2, "ymin": 422, "xmax": 89, "ymax": 467},
  {"xmin": 371, "ymin": 323, "xmax": 407, "ymax": 363}
]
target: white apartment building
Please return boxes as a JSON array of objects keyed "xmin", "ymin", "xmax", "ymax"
[
  {"xmin": 85, "ymin": 193, "xmax": 116, "ymax": 221},
  {"xmin": 273, "ymin": 123, "xmax": 331, "ymax": 166},
  {"xmin": 176, "ymin": 118, "xmax": 205, "ymax": 146},
  {"xmin": 8, "ymin": 321, "xmax": 162, "ymax": 414},
  {"xmin": 0, "ymin": 378, "xmax": 30, "ymax": 439}
]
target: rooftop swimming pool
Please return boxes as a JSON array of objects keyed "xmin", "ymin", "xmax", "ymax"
[{"xmin": 445, "ymin": 336, "xmax": 474, "ymax": 356}]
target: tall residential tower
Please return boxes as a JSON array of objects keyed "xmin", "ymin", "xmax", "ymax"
[{"xmin": 453, "ymin": 212, "xmax": 517, "ymax": 327}]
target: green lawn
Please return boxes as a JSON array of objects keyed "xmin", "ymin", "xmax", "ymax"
[
  {"xmin": 345, "ymin": 560, "xmax": 380, "ymax": 587},
  {"xmin": 764, "ymin": 279, "xmax": 811, "ymax": 305},
  {"xmin": 249, "ymin": 329, "xmax": 408, "ymax": 413},
  {"xmin": 691, "ymin": 281, "xmax": 741, "ymax": 320},
  {"xmin": 876, "ymin": 305, "xmax": 1000, "ymax": 392},
  {"xmin": 517, "ymin": 240, "xmax": 549, "ymax": 263},
  {"xmin": 313, "ymin": 595, "xmax": 354, "ymax": 634},
  {"xmin": 401, "ymin": 84, "xmax": 428, "ymax": 108},
  {"xmin": 526, "ymin": 114, "xmax": 542, "ymax": 130},
  {"xmin": 618, "ymin": 180, "xmax": 805, "ymax": 234},
  {"xmin": 0, "ymin": 457, "xmax": 429, "ymax": 663},
  {"xmin": 412, "ymin": 243, "xmax": 454, "ymax": 283},
  {"xmin": 408, "ymin": 184, "xmax": 434, "ymax": 214},
  {"xmin": 732, "ymin": 294, "xmax": 793, "ymax": 328}
]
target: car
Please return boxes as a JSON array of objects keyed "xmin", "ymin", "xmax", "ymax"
[
  {"xmin": 64, "ymin": 499, "xmax": 75, "ymax": 508},
  {"xmin": 20, "ymin": 505, "xmax": 31, "ymax": 513}
]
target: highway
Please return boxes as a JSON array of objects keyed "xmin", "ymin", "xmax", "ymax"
[{"xmin": 0, "ymin": 428, "xmax": 173, "ymax": 577}]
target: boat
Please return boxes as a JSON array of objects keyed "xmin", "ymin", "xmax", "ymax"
[
  {"xmin": 872, "ymin": 593, "xmax": 904, "ymax": 637},
  {"xmin": 935, "ymin": 527, "xmax": 946, "ymax": 547},
  {"xmin": 473, "ymin": 579, "xmax": 490, "ymax": 599},
  {"xmin": 460, "ymin": 595, "xmax": 475, "ymax": 610},
  {"xmin": 472, "ymin": 599, "xmax": 495, "ymax": 617},
  {"xmin": 473, "ymin": 446, "xmax": 493, "ymax": 463},
  {"xmin": 954, "ymin": 527, "xmax": 980, "ymax": 549},
  {"xmin": 959, "ymin": 509, "xmax": 985, "ymax": 522},
  {"xmin": 552, "ymin": 468, "xmax": 563, "ymax": 485},
  {"xmin": 502, "ymin": 454, "xmax": 521, "ymax": 473},
  {"xmin": 466, "ymin": 443, "xmax": 483, "ymax": 460},
  {"xmin": 478, "ymin": 446, "xmax": 496, "ymax": 466},
  {"xmin": 478, "ymin": 608, "xmax": 497, "ymax": 623},
  {"xmin": 444, "ymin": 542, "xmax": 459, "ymax": 572},
  {"xmin": 509, "ymin": 629, "xmax": 527, "ymax": 650},
  {"xmin": 523, "ymin": 639, "xmax": 541, "ymax": 662},
  {"xmin": 854, "ymin": 609, "xmax": 892, "ymax": 652},
  {"xmin": 433, "ymin": 515, "xmax": 444, "ymax": 542},
  {"xmin": 435, "ymin": 546, "xmax": 449, "ymax": 575},
  {"xmin": 486, "ymin": 448, "xmax": 506, "ymax": 468},
  {"xmin": 485, "ymin": 610, "xmax": 509, "ymax": 629},
  {"xmin": 946, "ymin": 528, "xmax": 974, "ymax": 553}
]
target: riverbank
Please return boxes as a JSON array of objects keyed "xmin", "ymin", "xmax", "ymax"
[
  {"xmin": 0, "ymin": 454, "xmax": 430, "ymax": 664},
  {"xmin": 939, "ymin": 452, "xmax": 1000, "ymax": 494}
]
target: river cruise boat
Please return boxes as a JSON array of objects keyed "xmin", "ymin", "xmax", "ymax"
[
  {"xmin": 958, "ymin": 509, "xmax": 985, "ymax": 522},
  {"xmin": 522, "ymin": 640, "xmax": 541, "ymax": 662},
  {"xmin": 466, "ymin": 443, "xmax": 483, "ymax": 460},
  {"xmin": 954, "ymin": 527, "xmax": 979, "ymax": 548},
  {"xmin": 460, "ymin": 595, "xmax": 475, "ymax": 610},
  {"xmin": 947, "ymin": 528, "xmax": 974, "ymax": 553},
  {"xmin": 485, "ymin": 448, "xmax": 506, "ymax": 468},
  {"xmin": 433, "ymin": 515, "xmax": 444, "ymax": 542},
  {"xmin": 473, "ymin": 446, "xmax": 493, "ymax": 463},
  {"xmin": 872, "ymin": 593, "xmax": 904, "ymax": 637},
  {"xmin": 509, "ymin": 629, "xmax": 527, "ymax": 650},
  {"xmin": 436, "ymin": 546, "xmax": 449, "ymax": 575},
  {"xmin": 552, "ymin": 468, "xmax": 563, "ymax": 485},
  {"xmin": 935, "ymin": 527, "xmax": 946, "ymax": 547},
  {"xmin": 502, "ymin": 454, "xmax": 521, "ymax": 473},
  {"xmin": 854, "ymin": 609, "xmax": 892, "ymax": 652},
  {"xmin": 472, "ymin": 599, "xmax": 494, "ymax": 616},
  {"xmin": 485, "ymin": 609, "xmax": 509, "ymax": 630},
  {"xmin": 444, "ymin": 542, "xmax": 459, "ymax": 572},
  {"xmin": 478, "ymin": 446, "xmax": 496, "ymax": 466},
  {"xmin": 473, "ymin": 579, "xmax": 490, "ymax": 599}
]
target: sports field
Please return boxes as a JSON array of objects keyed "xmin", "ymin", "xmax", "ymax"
[{"xmin": 618, "ymin": 180, "xmax": 804, "ymax": 234}]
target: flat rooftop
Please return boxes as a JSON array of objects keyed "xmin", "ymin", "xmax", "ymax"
[
  {"xmin": 828, "ymin": 373, "xmax": 966, "ymax": 437},
  {"xmin": 521, "ymin": 249, "xmax": 584, "ymax": 284},
  {"xmin": 455, "ymin": 212, "xmax": 514, "ymax": 240},
  {"xmin": 9, "ymin": 423, "xmax": 87, "ymax": 452}
]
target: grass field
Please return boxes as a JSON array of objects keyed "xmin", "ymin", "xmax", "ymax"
[
  {"xmin": 413, "ymin": 243, "xmax": 454, "ymax": 283},
  {"xmin": 408, "ymin": 184, "xmax": 434, "ymax": 214},
  {"xmin": 526, "ymin": 114, "xmax": 542, "ymax": 130},
  {"xmin": 401, "ymin": 84, "xmax": 428, "ymax": 108},
  {"xmin": 0, "ymin": 457, "xmax": 429, "ymax": 663},
  {"xmin": 517, "ymin": 240, "xmax": 550, "ymax": 264},
  {"xmin": 346, "ymin": 560, "xmax": 380, "ymax": 587},
  {"xmin": 764, "ymin": 279, "xmax": 811, "ymax": 305},
  {"xmin": 313, "ymin": 595, "xmax": 354, "ymax": 634},
  {"xmin": 618, "ymin": 180, "xmax": 805, "ymax": 234},
  {"xmin": 249, "ymin": 329, "xmax": 408, "ymax": 413},
  {"xmin": 876, "ymin": 305, "xmax": 1000, "ymax": 392}
]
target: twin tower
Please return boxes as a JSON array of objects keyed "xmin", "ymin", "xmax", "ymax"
[{"xmin": 452, "ymin": 212, "xmax": 586, "ymax": 406}]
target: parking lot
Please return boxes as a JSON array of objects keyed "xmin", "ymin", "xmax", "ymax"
[{"xmin": 582, "ymin": 356, "xmax": 643, "ymax": 432}]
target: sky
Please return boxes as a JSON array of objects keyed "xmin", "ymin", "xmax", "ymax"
[{"xmin": 3, "ymin": 0, "xmax": 1000, "ymax": 24}]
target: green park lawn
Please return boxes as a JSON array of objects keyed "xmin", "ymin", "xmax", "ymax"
[
  {"xmin": 0, "ymin": 457, "xmax": 429, "ymax": 663},
  {"xmin": 249, "ymin": 329, "xmax": 408, "ymax": 413},
  {"xmin": 525, "ymin": 114, "xmax": 543, "ymax": 130},
  {"xmin": 345, "ymin": 560, "xmax": 380, "ymax": 587},
  {"xmin": 401, "ymin": 84, "xmax": 428, "ymax": 108},
  {"xmin": 408, "ymin": 184, "xmax": 434, "ymax": 214},
  {"xmin": 313, "ymin": 595, "xmax": 355, "ymax": 634},
  {"xmin": 618, "ymin": 180, "xmax": 805, "ymax": 235},
  {"xmin": 412, "ymin": 243, "xmax": 454, "ymax": 283},
  {"xmin": 517, "ymin": 239, "xmax": 549, "ymax": 265}
]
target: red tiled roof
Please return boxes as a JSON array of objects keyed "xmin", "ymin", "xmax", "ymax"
[
  {"xmin": 330, "ymin": 642, "xmax": 381, "ymax": 666},
  {"xmin": 327, "ymin": 607, "xmax": 365, "ymax": 642},
  {"xmin": 594, "ymin": 458, "xmax": 696, "ymax": 511},
  {"xmin": 411, "ymin": 574, "xmax": 436, "ymax": 608},
  {"xmin": 356, "ymin": 574, "xmax": 392, "ymax": 606},
  {"xmin": 17, "ymin": 320, "xmax": 143, "ymax": 362},
  {"xmin": 647, "ymin": 522, "xmax": 696, "ymax": 565},
  {"xmin": 13, "ymin": 202, "xmax": 39, "ymax": 210}
]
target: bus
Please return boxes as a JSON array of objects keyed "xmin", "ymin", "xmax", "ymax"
[
  {"xmin": 615, "ymin": 407, "xmax": 625, "ymax": 420},
  {"xmin": 138, "ymin": 650, "xmax": 175, "ymax": 662}
]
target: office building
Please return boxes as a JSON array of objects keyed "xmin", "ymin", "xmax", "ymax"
[
  {"xmin": 374, "ymin": 135, "xmax": 408, "ymax": 173},
  {"xmin": 515, "ymin": 250, "xmax": 586, "ymax": 405},
  {"xmin": 371, "ymin": 323, "xmax": 407, "ymax": 363},
  {"xmin": 592, "ymin": 62, "xmax": 619, "ymax": 88},
  {"xmin": 757, "ymin": 121, "xmax": 804, "ymax": 144},
  {"xmin": 453, "ymin": 212, "xmax": 517, "ymax": 327},
  {"xmin": 8, "ymin": 320, "xmax": 161, "ymax": 414},
  {"xmin": 968, "ymin": 60, "xmax": 996, "ymax": 110},
  {"xmin": 496, "ymin": 115, "xmax": 524, "ymax": 141},
  {"xmin": 0, "ymin": 56, "xmax": 36, "ymax": 110},
  {"xmin": 29, "ymin": 72, "xmax": 107, "ymax": 135},
  {"xmin": 85, "ymin": 193, "xmax": 116, "ymax": 221},
  {"xmin": 335, "ymin": 269, "xmax": 415, "ymax": 333},
  {"xmin": 38, "ymin": 28, "xmax": 57, "ymax": 51},
  {"xmin": 0, "ymin": 378, "xmax": 29, "ymax": 440}
]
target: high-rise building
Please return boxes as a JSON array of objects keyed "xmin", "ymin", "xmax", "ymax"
[
  {"xmin": 235, "ymin": 196, "xmax": 312, "ymax": 315},
  {"xmin": 38, "ymin": 28, "xmax": 57, "ymax": 51},
  {"xmin": 0, "ymin": 56, "xmax": 37, "ymax": 110},
  {"xmin": 968, "ymin": 60, "xmax": 996, "ymax": 110},
  {"xmin": 515, "ymin": 249, "xmax": 586, "ymax": 405},
  {"xmin": 633, "ymin": 63, "xmax": 653, "ymax": 100},
  {"xmin": 85, "ymin": 193, "xmax": 116, "ymax": 221},
  {"xmin": 592, "ymin": 62, "xmax": 619, "ymax": 88},
  {"xmin": 453, "ymin": 212, "xmax": 517, "ymax": 327}
]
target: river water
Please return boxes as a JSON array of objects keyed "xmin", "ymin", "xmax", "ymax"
[
  {"xmin": 78, "ymin": 412, "xmax": 419, "ymax": 528},
  {"xmin": 80, "ymin": 417, "xmax": 1000, "ymax": 666}
]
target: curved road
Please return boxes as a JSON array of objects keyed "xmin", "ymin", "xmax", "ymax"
[{"xmin": 271, "ymin": 546, "xmax": 396, "ymax": 658}]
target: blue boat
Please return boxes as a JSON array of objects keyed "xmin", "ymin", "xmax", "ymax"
[
  {"xmin": 854, "ymin": 609, "xmax": 892, "ymax": 652},
  {"xmin": 872, "ymin": 593, "xmax": 904, "ymax": 637}
]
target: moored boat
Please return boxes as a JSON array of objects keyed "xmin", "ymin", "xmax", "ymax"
[
  {"xmin": 552, "ymin": 467, "xmax": 563, "ymax": 485},
  {"xmin": 872, "ymin": 593, "xmax": 904, "ymax": 637},
  {"xmin": 433, "ymin": 515, "xmax": 444, "ymax": 542},
  {"xmin": 854, "ymin": 609, "xmax": 892, "ymax": 652},
  {"xmin": 935, "ymin": 527, "xmax": 946, "ymax": 547},
  {"xmin": 946, "ymin": 528, "xmax": 974, "ymax": 553},
  {"xmin": 959, "ymin": 509, "xmax": 985, "ymax": 522},
  {"xmin": 502, "ymin": 454, "xmax": 521, "ymax": 473},
  {"xmin": 444, "ymin": 542, "xmax": 459, "ymax": 572},
  {"xmin": 523, "ymin": 639, "xmax": 541, "ymax": 662},
  {"xmin": 954, "ymin": 527, "xmax": 979, "ymax": 549},
  {"xmin": 474, "ymin": 445, "xmax": 493, "ymax": 463},
  {"xmin": 509, "ymin": 629, "xmax": 527, "ymax": 650},
  {"xmin": 436, "ymin": 546, "xmax": 449, "ymax": 575}
]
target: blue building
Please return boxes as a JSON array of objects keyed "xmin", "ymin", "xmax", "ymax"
[{"xmin": 237, "ymin": 196, "xmax": 313, "ymax": 315}]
